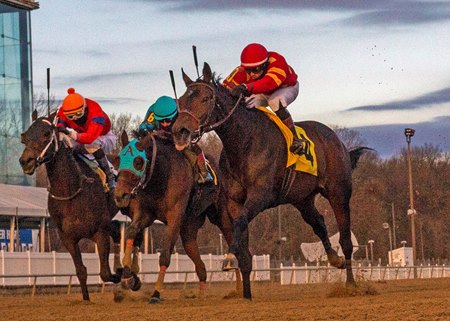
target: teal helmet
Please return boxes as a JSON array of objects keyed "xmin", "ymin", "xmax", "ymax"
[{"xmin": 151, "ymin": 96, "xmax": 177, "ymax": 121}]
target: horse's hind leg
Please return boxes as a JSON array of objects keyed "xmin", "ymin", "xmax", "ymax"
[
  {"xmin": 180, "ymin": 220, "xmax": 207, "ymax": 299},
  {"xmin": 61, "ymin": 237, "xmax": 89, "ymax": 301},
  {"xmin": 327, "ymin": 193, "xmax": 356, "ymax": 286},
  {"xmin": 295, "ymin": 198, "xmax": 344, "ymax": 267},
  {"xmin": 149, "ymin": 223, "xmax": 180, "ymax": 304}
]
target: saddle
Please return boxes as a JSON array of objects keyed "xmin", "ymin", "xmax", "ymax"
[
  {"xmin": 257, "ymin": 107, "xmax": 318, "ymax": 176},
  {"xmin": 77, "ymin": 153, "xmax": 113, "ymax": 192}
]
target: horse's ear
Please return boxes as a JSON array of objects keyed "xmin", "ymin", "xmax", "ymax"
[
  {"xmin": 31, "ymin": 109, "xmax": 37, "ymax": 122},
  {"xmin": 109, "ymin": 153, "xmax": 120, "ymax": 170},
  {"xmin": 48, "ymin": 111, "xmax": 57, "ymax": 123},
  {"xmin": 121, "ymin": 130, "xmax": 129, "ymax": 147},
  {"xmin": 182, "ymin": 68, "xmax": 193, "ymax": 86},
  {"xmin": 203, "ymin": 62, "xmax": 212, "ymax": 83}
]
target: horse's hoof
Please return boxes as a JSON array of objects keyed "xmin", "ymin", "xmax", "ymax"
[
  {"xmin": 148, "ymin": 297, "xmax": 161, "ymax": 304},
  {"xmin": 222, "ymin": 253, "xmax": 239, "ymax": 271},
  {"xmin": 109, "ymin": 273, "xmax": 121, "ymax": 284},
  {"xmin": 115, "ymin": 267, "xmax": 124, "ymax": 278},
  {"xmin": 329, "ymin": 256, "xmax": 346, "ymax": 269},
  {"xmin": 130, "ymin": 273, "xmax": 142, "ymax": 291}
]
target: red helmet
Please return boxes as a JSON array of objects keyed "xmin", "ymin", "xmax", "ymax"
[{"xmin": 240, "ymin": 43, "xmax": 269, "ymax": 68}]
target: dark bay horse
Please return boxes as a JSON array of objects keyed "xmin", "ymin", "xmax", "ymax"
[
  {"xmin": 19, "ymin": 112, "xmax": 122, "ymax": 301},
  {"xmin": 114, "ymin": 131, "xmax": 236, "ymax": 303},
  {"xmin": 172, "ymin": 62, "xmax": 369, "ymax": 300}
]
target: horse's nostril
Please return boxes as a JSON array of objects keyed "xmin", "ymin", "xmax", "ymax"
[{"xmin": 19, "ymin": 157, "xmax": 32, "ymax": 166}]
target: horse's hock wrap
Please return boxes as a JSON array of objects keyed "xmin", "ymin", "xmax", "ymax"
[{"xmin": 171, "ymin": 62, "xmax": 370, "ymax": 300}]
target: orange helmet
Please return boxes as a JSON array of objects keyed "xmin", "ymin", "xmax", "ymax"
[
  {"xmin": 240, "ymin": 43, "xmax": 269, "ymax": 68},
  {"xmin": 61, "ymin": 88, "xmax": 86, "ymax": 120}
]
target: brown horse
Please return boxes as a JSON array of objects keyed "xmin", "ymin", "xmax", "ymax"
[
  {"xmin": 172, "ymin": 62, "xmax": 369, "ymax": 300},
  {"xmin": 19, "ymin": 112, "xmax": 122, "ymax": 301},
  {"xmin": 114, "ymin": 131, "xmax": 236, "ymax": 303}
]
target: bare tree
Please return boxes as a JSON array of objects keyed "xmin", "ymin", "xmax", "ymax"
[{"xmin": 109, "ymin": 112, "xmax": 142, "ymax": 150}]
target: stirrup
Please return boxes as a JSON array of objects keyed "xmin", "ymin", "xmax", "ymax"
[
  {"xmin": 198, "ymin": 172, "xmax": 213, "ymax": 184},
  {"xmin": 290, "ymin": 138, "xmax": 305, "ymax": 155}
]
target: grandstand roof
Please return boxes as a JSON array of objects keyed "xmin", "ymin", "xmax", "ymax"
[{"xmin": 0, "ymin": 184, "xmax": 129, "ymax": 228}]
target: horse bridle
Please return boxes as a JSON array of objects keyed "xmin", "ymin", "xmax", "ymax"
[
  {"xmin": 31, "ymin": 118, "xmax": 90, "ymax": 201},
  {"xmin": 117, "ymin": 134, "xmax": 158, "ymax": 197},
  {"xmin": 178, "ymin": 82, "xmax": 243, "ymax": 143},
  {"xmin": 35, "ymin": 119, "xmax": 59, "ymax": 166}
]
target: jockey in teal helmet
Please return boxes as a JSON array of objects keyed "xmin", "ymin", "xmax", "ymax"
[
  {"xmin": 139, "ymin": 95, "xmax": 178, "ymax": 133},
  {"xmin": 138, "ymin": 96, "xmax": 213, "ymax": 184}
]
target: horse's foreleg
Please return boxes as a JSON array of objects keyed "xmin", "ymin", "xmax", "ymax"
[
  {"xmin": 121, "ymin": 217, "xmax": 147, "ymax": 291},
  {"xmin": 236, "ymin": 228, "xmax": 252, "ymax": 300},
  {"xmin": 93, "ymin": 230, "xmax": 119, "ymax": 284},
  {"xmin": 62, "ymin": 238, "xmax": 89, "ymax": 301},
  {"xmin": 130, "ymin": 229, "xmax": 144, "ymax": 274},
  {"xmin": 113, "ymin": 243, "xmax": 122, "ymax": 273},
  {"xmin": 109, "ymin": 220, "xmax": 123, "ymax": 274}
]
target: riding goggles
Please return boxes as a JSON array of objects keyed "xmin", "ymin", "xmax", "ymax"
[
  {"xmin": 66, "ymin": 110, "xmax": 85, "ymax": 121},
  {"xmin": 244, "ymin": 65, "xmax": 265, "ymax": 74}
]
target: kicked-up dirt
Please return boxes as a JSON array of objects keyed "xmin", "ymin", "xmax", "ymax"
[{"xmin": 1, "ymin": 278, "xmax": 449, "ymax": 321}]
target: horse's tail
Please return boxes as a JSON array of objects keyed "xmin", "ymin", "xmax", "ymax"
[{"xmin": 349, "ymin": 147, "xmax": 374, "ymax": 170}]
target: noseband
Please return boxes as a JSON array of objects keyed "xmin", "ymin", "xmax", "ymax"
[{"xmin": 178, "ymin": 82, "xmax": 242, "ymax": 143}]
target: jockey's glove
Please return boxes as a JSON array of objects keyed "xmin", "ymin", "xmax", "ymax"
[
  {"xmin": 231, "ymin": 84, "xmax": 251, "ymax": 98},
  {"xmin": 68, "ymin": 130, "xmax": 79, "ymax": 142}
]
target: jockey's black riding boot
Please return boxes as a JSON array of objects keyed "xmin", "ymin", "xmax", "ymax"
[
  {"xmin": 93, "ymin": 149, "xmax": 116, "ymax": 190},
  {"xmin": 275, "ymin": 108, "xmax": 305, "ymax": 155}
]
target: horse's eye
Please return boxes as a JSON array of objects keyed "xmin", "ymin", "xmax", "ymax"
[
  {"xmin": 202, "ymin": 96, "xmax": 211, "ymax": 104},
  {"xmin": 43, "ymin": 131, "xmax": 51, "ymax": 138},
  {"xmin": 133, "ymin": 156, "xmax": 144, "ymax": 171}
]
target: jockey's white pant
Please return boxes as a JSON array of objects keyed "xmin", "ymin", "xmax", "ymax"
[
  {"xmin": 245, "ymin": 81, "xmax": 299, "ymax": 111},
  {"xmin": 72, "ymin": 130, "xmax": 116, "ymax": 154}
]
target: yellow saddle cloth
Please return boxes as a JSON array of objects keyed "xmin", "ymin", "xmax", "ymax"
[{"xmin": 257, "ymin": 107, "xmax": 317, "ymax": 176}]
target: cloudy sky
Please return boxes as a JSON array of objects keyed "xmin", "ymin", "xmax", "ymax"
[{"xmin": 31, "ymin": 0, "xmax": 450, "ymax": 157}]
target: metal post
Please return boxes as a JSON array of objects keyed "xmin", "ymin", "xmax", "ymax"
[
  {"xmin": 39, "ymin": 218, "xmax": 45, "ymax": 253},
  {"xmin": 368, "ymin": 240, "xmax": 374, "ymax": 263},
  {"xmin": 278, "ymin": 207, "xmax": 282, "ymax": 262},
  {"xmin": 404, "ymin": 128, "xmax": 417, "ymax": 267},
  {"xmin": 383, "ymin": 223, "xmax": 393, "ymax": 265},
  {"xmin": 391, "ymin": 202, "xmax": 397, "ymax": 249},
  {"xmin": 419, "ymin": 219, "xmax": 425, "ymax": 263},
  {"xmin": 219, "ymin": 233, "xmax": 223, "ymax": 256}
]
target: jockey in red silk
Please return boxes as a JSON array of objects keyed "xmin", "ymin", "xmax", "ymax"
[
  {"xmin": 57, "ymin": 88, "xmax": 116, "ymax": 190},
  {"xmin": 223, "ymin": 43, "xmax": 305, "ymax": 154}
]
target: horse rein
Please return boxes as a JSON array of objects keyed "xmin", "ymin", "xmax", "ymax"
[{"xmin": 179, "ymin": 82, "xmax": 242, "ymax": 143}]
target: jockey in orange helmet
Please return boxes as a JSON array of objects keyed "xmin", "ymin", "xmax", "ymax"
[
  {"xmin": 56, "ymin": 88, "xmax": 116, "ymax": 190},
  {"xmin": 223, "ymin": 43, "xmax": 305, "ymax": 154}
]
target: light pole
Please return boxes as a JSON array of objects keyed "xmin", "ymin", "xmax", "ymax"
[
  {"xmin": 404, "ymin": 128, "xmax": 417, "ymax": 266},
  {"xmin": 401, "ymin": 240, "xmax": 407, "ymax": 247},
  {"xmin": 382, "ymin": 222, "xmax": 393, "ymax": 265},
  {"xmin": 368, "ymin": 240, "xmax": 375, "ymax": 264}
]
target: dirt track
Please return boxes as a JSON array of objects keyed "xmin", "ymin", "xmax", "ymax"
[{"xmin": 2, "ymin": 278, "xmax": 449, "ymax": 321}]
